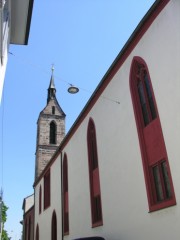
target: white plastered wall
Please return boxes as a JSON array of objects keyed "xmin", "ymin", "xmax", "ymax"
[
  {"xmin": 34, "ymin": 1, "xmax": 180, "ymax": 239},
  {"xmin": 34, "ymin": 156, "xmax": 63, "ymax": 240},
  {"xmin": 62, "ymin": 1, "xmax": 180, "ymax": 239},
  {"xmin": 0, "ymin": 0, "xmax": 10, "ymax": 104}
]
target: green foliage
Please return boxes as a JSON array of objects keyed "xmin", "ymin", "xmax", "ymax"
[
  {"xmin": 2, "ymin": 229, "xmax": 9, "ymax": 240},
  {"xmin": 2, "ymin": 202, "xmax": 8, "ymax": 224},
  {"xmin": 1, "ymin": 202, "xmax": 10, "ymax": 240}
]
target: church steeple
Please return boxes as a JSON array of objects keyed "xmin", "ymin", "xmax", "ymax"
[
  {"xmin": 35, "ymin": 67, "xmax": 66, "ymax": 179},
  {"xmin": 47, "ymin": 65, "xmax": 56, "ymax": 103}
]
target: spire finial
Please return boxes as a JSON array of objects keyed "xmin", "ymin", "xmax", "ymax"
[
  {"xmin": 51, "ymin": 64, "xmax": 54, "ymax": 74},
  {"xmin": 47, "ymin": 64, "xmax": 56, "ymax": 103}
]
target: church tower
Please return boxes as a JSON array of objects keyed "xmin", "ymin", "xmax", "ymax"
[{"xmin": 35, "ymin": 67, "xmax": 65, "ymax": 179}]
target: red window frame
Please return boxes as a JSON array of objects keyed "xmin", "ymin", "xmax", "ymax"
[
  {"xmin": 39, "ymin": 185, "xmax": 42, "ymax": 214},
  {"xmin": 44, "ymin": 169, "xmax": 51, "ymax": 210},
  {"xmin": 28, "ymin": 217, "xmax": 31, "ymax": 240},
  {"xmin": 35, "ymin": 224, "xmax": 39, "ymax": 240},
  {"xmin": 51, "ymin": 211, "xmax": 57, "ymax": 240},
  {"xmin": 87, "ymin": 118, "xmax": 103, "ymax": 227},
  {"xmin": 25, "ymin": 219, "xmax": 27, "ymax": 240},
  {"xmin": 63, "ymin": 153, "xmax": 69, "ymax": 235},
  {"xmin": 151, "ymin": 160, "xmax": 172, "ymax": 203},
  {"xmin": 130, "ymin": 56, "xmax": 176, "ymax": 212}
]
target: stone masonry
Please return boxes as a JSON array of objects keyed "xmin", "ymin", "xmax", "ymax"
[{"xmin": 35, "ymin": 72, "xmax": 65, "ymax": 179}]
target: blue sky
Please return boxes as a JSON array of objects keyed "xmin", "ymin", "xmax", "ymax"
[{"xmin": 0, "ymin": 0, "xmax": 155, "ymax": 239}]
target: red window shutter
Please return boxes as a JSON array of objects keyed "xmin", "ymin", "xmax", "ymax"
[
  {"xmin": 44, "ymin": 169, "xmax": 50, "ymax": 209},
  {"xmin": 130, "ymin": 56, "xmax": 176, "ymax": 211},
  {"xmin": 87, "ymin": 118, "xmax": 103, "ymax": 227},
  {"xmin": 63, "ymin": 154, "xmax": 69, "ymax": 235}
]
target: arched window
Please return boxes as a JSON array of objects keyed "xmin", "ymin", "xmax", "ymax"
[
  {"xmin": 52, "ymin": 106, "xmax": 55, "ymax": 114},
  {"xmin": 39, "ymin": 185, "xmax": 42, "ymax": 214},
  {"xmin": 130, "ymin": 56, "xmax": 176, "ymax": 211},
  {"xmin": 28, "ymin": 217, "xmax": 31, "ymax": 240},
  {"xmin": 51, "ymin": 211, "xmax": 57, "ymax": 240},
  {"xmin": 44, "ymin": 169, "xmax": 51, "ymax": 209},
  {"xmin": 87, "ymin": 118, "xmax": 103, "ymax": 227},
  {"xmin": 35, "ymin": 224, "xmax": 39, "ymax": 240},
  {"xmin": 25, "ymin": 219, "xmax": 27, "ymax": 240},
  {"xmin": 63, "ymin": 153, "xmax": 69, "ymax": 235},
  {"xmin": 50, "ymin": 121, "xmax": 56, "ymax": 144}
]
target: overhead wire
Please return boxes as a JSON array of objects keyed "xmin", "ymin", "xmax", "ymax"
[{"xmin": 8, "ymin": 51, "xmax": 120, "ymax": 105}]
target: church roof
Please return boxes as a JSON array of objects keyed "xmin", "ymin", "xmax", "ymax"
[
  {"xmin": 48, "ymin": 66, "xmax": 55, "ymax": 89},
  {"xmin": 22, "ymin": 194, "xmax": 34, "ymax": 213},
  {"xmin": 37, "ymin": 67, "xmax": 66, "ymax": 121}
]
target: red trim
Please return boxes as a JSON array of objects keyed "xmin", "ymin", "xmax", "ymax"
[
  {"xmin": 34, "ymin": 0, "xmax": 170, "ymax": 187},
  {"xmin": 25, "ymin": 219, "xmax": 27, "ymax": 240},
  {"xmin": 51, "ymin": 210, "xmax": 57, "ymax": 240},
  {"xmin": 87, "ymin": 118, "xmax": 103, "ymax": 227},
  {"xmin": 129, "ymin": 56, "xmax": 176, "ymax": 211},
  {"xmin": 63, "ymin": 153, "xmax": 69, "ymax": 235},
  {"xmin": 35, "ymin": 224, "xmax": 39, "ymax": 240},
  {"xmin": 39, "ymin": 185, "xmax": 42, "ymax": 214},
  {"xmin": 44, "ymin": 169, "xmax": 51, "ymax": 210},
  {"xmin": 23, "ymin": 206, "xmax": 34, "ymax": 240}
]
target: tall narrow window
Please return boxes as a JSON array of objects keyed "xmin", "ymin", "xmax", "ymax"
[
  {"xmin": 50, "ymin": 121, "xmax": 56, "ymax": 144},
  {"xmin": 39, "ymin": 185, "xmax": 42, "ymax": 214},
  {"xmin": 28, "ymin": 217, "xmax": 31, "ymax": 240},
  {"xmin": 35, "ymin": 224, "xmax": 39, "ymax": 240},
  {"xmin": 87, "ymin": 118, "xmax": 103, "ymax": 227},
  {"xmin": 51, "ymin": 211, "xmax": 57, "ymax": 240},
  {"xmin": 52, "ymin": 106, "xmax": 55, "ymax": 114},
  {"xmin": 63, "ymin": 154, "xmax": 69, "ymax": 235},
  {"xmin": 44, "ymin": 169, "xmax": 50, "ymax": 209},
  {"xmin": 130, "ymin": 56, "xmax": 176, "ymax": 212},
  {"xmin": 136, "ymin": 65, "xmax": 156, "ymax": 126},
  {"xmin": 25, "ymin": 219, "xmax": 27, "ymax": 240}
]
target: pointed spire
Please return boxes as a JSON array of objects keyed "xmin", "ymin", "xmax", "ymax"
[
  {"xmin": 49, "ymin": 65, "xmax": 55, "ymax": 89},
  {"xmin": 47, "ymin": 65, "xmax": 56, "ymax": 103}
]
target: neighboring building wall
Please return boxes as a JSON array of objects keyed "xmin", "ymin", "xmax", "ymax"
[
  {"xmin": 23, "ymin": 195, "xmax": 34, "ymax": 213},
  {"xmin": 34, "ymin": 1, "xmax": 180, "ymax": 240},
  {"xmin": 0, "ymin": 0, "xmax": 34, "ymax": 103},
  {"xmin": 0, "ymin": 0, "xmax": 10, "ymax": 102},
  {"xmin": 22, "ymin": 195, "xmax": 34, "ymax": 240},
  {"xmin": 23, "ymin": 206, "xmax": 34, "ymax": 240}
]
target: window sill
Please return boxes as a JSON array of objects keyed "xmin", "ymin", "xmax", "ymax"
[
  {"xmin": 64, "ymin": 231, "xmax": 69, "ymax": 236},
  {"xmin": 92, "ymin": 221, "xmax": 103, "ymax": 228},
  {"xmin": 149, "ymin": 198, "xmax": 176, "ymax": 212},
  {"xmin": 43, "ymin": 204, "xmax": 50, "ymax": 211}
]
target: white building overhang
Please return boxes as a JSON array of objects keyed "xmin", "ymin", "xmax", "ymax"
[{"xmin": 10, "ymin": 0, "xmax": 34, "ymax": 45}]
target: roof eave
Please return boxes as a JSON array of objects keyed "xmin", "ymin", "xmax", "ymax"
[{"xmin": 10, "ymin": 0, "xmax": 34, "ymax": 45}]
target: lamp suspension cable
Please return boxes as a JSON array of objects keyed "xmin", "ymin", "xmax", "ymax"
[{"xmin": 9, "ymin": 51, "xmax": 120, "ymax": 104}]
